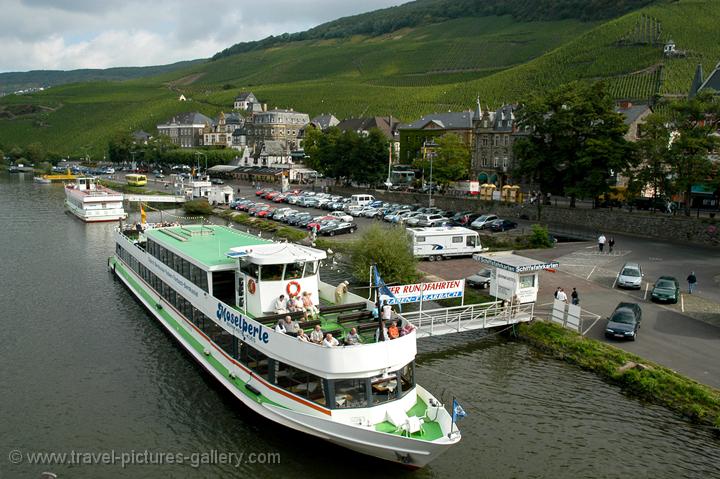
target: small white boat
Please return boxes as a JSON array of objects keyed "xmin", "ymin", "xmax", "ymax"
[{"xmin": 34, "ymin": 176, "xmax": 52, "ymax": 184}]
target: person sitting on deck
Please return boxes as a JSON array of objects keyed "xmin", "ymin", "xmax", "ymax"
[
  {"xmin": 375, "ymin": 320, "xmax": 388, "ymax": 342},
  {"xmin": 322, "ymin": 333, "xmax": 340, "ymax": 348},
  {"xmin": 297, "ymin": 330, "xmax": 310, "ymax": 342},
  {"xmin": 282, "ymin": 315, "xmax": 299, "ymax": 336},
  {"xmin": 310, "ymin": 324, "xmax": 324, "ymax": 344},
  {"xmin": 302, "ymin": 291, "xmax": 319, "ymax": 319},
  {"xmin": 271, "ymin": 294, "xmax": 288, "ymax": 314},
  {"xmin": 288, "ymin": 296, "xmax": 303, "ymax": 312},
  {"xmin": 387, "ymin": 321, "xmax": 400, "ymax": 340},
  {"xmin": 344, "ymin": 327, "xmax": 362, "ymax": 345},
  {"xmin": 275, "ymin": 319, "xmax": 287, "ymax": 334}
]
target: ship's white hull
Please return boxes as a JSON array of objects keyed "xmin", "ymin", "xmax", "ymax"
[{"xmin": 110, "ymin": 257, "xmax": 458, "ymax": 467}]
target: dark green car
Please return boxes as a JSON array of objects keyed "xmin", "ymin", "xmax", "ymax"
[{"xmin": 651, "ymin": 276, "xmax": 680, "ymax": 304}]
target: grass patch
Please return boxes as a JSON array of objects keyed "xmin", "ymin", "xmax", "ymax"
[
  {"xmin": 222, "ymin": 210, "xmax": 308, "ymax": 242},
  {"xmin": 518, "ymin": 320, "xmax": 720, "ymax": 429}
]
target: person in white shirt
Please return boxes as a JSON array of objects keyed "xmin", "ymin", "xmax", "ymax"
[
  {"xmin": 322, "ymin": 333, "xmax": 339, "ymax": 348},
  {"xmin": 309, "ymin": 324, "xmax": 324, "ymax": 343},
  {"xmin": 271, "ymin": 294, "xmax": 288, "ymax": 314},
  {"xmin": 598, "ymin": 234, "xmax": 606, "ymax": 253},
  {"xmin": 275, "ymin": 320, "xmax": 286, "ymax": 334},
  {"xmin": 381, "ymin": 300, "xmax": 392, "ymax": 321},
  {"xmin": 556, "ymin": 288, "xmax": 568, "ymax": 303}
]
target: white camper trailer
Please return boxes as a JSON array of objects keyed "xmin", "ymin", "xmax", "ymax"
[{"xmin": 407, "ymin": 226, "xmax": 487, "ymax": 261}]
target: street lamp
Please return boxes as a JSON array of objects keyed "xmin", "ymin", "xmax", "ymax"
[
  {"xmin": 195, "ymin": 152, "xmax": 207, "ymax": 179},
  {"xmin": 423, "ymin": 139, "xmax": 438, "ymax": 207}
]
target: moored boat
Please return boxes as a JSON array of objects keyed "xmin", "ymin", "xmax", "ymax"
[
  {"xmin": 65, "ymin": 177, "xmax": 127, "ymax": 222},
  {"xmin": 110, "ymin": 224, "xmax": 461, "ymax": 467}
]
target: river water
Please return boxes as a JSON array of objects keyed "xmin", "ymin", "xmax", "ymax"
[{"xmin": 1, "ymin": 172, "xmax": 718, "ymax": 479}]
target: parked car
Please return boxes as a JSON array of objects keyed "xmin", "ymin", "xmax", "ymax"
[
  {"xmin": 361, "ymin": 207, "xmax": 382, "ymax": 219},
  {"xmin": 605, "ymin": 302, "xmax": 642, "ymax": 341},
  {"xmin": 489, "ymin": 219, "xmax": 518, "ymax": 232},
  {"xmin": 617, "ymin": 262, "xmax": 643, "ymax": 289},
  {"xmin": 319, "ymin": 221, "xmax": 358, "ymax": 236},
  {"xmin": 210, "ymin": 178, "xmax": 224, "ymax": 185},
  {"xmin": 328, "ymin": 211, "xmax": 353, "ymax": 222},
  {"xmin": 650, "ymin": 276, "xmax": 680, "ymax": 304},
  {"xmin": 287, "ymin": 213, "xmax": 312, "ymax": 226},
  {"xmin": 417, "ymin": 214, "xmax": 448, "ymax": 227},
  {"xmin": 466, "ymin": 269, "xmax": 492, "ymax": 288},
  {"xmin": 298, "ymin": 197, "xmax": 320, "ymax": 208},
  {"xmin": 470, "ymin": 214, "xmax": 499, "ymax": 230}
]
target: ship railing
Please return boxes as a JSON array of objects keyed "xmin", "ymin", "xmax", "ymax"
[{"xmin": 401, "ymin": 301, "xmax": 534, "ymax": 335}]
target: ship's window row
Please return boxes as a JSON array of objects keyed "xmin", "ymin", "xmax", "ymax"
[
  {"xmin": 146, "ymin": 239, "xmax": 208, "ymax": 292},
  {"xmin": 239, "ymin": 260, "xmax": 318, "ymax": 282}
]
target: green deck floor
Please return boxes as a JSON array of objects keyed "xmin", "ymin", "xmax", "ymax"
[{"xmin": 374, "ymin": 398, "xmax": 444, "ymax": 441}]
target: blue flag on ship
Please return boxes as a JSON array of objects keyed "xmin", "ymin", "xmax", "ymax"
[
  {"xmin": 373, "ymin": 264, "xmax": 401, "ymax": 311},
  {"xmin": 452, "ymin": 399, "xmax": 467, "ymax": 424}
]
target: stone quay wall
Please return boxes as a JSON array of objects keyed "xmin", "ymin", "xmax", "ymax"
[{"xmin": 329, "ymin": 186, "xmax": 720, "ymax": 247}]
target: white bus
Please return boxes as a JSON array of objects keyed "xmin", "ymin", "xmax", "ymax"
[{"xmin": 407, "ymin": 226, "xmax": 487, "ymax": 261}]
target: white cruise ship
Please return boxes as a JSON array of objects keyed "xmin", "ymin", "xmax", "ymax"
[
  {"xmin": 65, "ymin": 177, "xmax": 127, "ymax": 222},
  {"xmin": 110, "ymin": 224, "xmax": 461, "ymax": 467}
]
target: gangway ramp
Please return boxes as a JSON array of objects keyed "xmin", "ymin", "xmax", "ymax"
[
  {"xmin": 124, "ymin": 194, "xmax": 186, "ymax": 203},
  {"xmin": 402, "ymin": 301, "xmax": 534, "ymax": 338}
]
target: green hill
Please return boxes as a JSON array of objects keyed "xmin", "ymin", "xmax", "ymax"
[{"xmin": 1, "ymin": 0, "xmax": 718, "ymax": 157}]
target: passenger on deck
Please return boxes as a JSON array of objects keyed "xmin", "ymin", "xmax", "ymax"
[
  {"xmin": 344, "ymin": 327, "xmax": 362, "ymax": 345},
  {"xmin": 271, "ymin": 294, "xmax": 288, "ymax": 314},
  {"xmin": 334, "ymin": 281, "xmax": 349, "ymax": 304},
  {"xmin": 387, "ymin": 321, "xmax": 400, "ymax": 340},
  {"xmin": 275, "ymin": 320, "xmax": 287, "ymax": 334},
  {"xmin": 400, "ymin": 322, "xmax": 414, "ymax": 337},
  {"xmin": 302, "ymin": 291, "xmax": 319, "ymax": 319},
  {"xmin": 310, "ymin": 324, "xmax": 324, "ymax": 343},
  {"xmin": 282, "ymin": 315, "xmax": 299, "ymax": 336},
  {"xmin": 322, "ymin": 333, "xmax": 340, "ymax": 348},
  {"xmin": 381, "ymin": 301, "xmax": 393, "ymax": 321},
  {"xmin": 297, "ymin": 330, "xmax": 310, "ymax": 342},
  {"xmin": 288, "ymin": 296, "xmax": 303, "ymax": 312},
  {"xmin": 375, "ymin": 320, "xmax": 388, "ymax": 342}
]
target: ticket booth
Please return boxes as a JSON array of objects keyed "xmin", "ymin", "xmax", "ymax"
[{"xmin": 473, "ymin": 252, "xmax": 559, "ymax": 304}]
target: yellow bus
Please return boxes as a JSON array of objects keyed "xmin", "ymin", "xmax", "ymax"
[{"xmin": 125, "ymin": 174, "xmax": 147, "ymax": 186}]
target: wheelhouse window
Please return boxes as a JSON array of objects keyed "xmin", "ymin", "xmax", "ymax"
[
  {"xmin": 240, "ymin": 261, "xmax": 259, "ymax": 279},
  {"xmin": 285, "ymin": 262, "xmax": 304, "ymax": 280},
  {"xmin": 305, "ymin": 261, "xmax": 318, "ymax": 276},
  {"xmin": 260, "ymin": 264, "xmax": 284, "ymax": 281}
]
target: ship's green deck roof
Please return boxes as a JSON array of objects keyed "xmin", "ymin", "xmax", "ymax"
[{"xmin": 145, "ymin": 225, "xmax": 272, "ymax": 268}]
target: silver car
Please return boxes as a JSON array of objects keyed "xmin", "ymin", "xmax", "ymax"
[{"xmin": 617, "ymin": 262, "xmax": 643, "ymax": 289}]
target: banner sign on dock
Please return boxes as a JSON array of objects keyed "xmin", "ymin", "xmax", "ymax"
[{"xmin": 385, "ymin": 280, "xmax": 464, "ymax": 304}]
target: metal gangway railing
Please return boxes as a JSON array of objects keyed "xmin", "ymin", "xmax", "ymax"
[{"xmin": 401, "ymin": 301, "xmax": 535, "ymax": 338}]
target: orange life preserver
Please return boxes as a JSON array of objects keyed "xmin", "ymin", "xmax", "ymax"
[
  {"xmin": 248, "ymin": 278, "xmax": 257, "ymax": 295},
  {"xmin": 286, "ymin": 281, "xmax": 301, "ymax": 297}
]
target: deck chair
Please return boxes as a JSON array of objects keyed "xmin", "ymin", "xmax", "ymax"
[
  {"xmin": 405, "ymin": 416, "xmax": 425, "ymax": 435},
  {"xmin": 385, "ymin": 409, "xmax": 409, "ymax": 430}
]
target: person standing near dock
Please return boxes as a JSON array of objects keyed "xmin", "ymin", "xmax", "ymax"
[
  {"xmin": 598, "ymin": 234, "xmax": 606, "ymax": 253},
  {"xmin": 571, "ymin": 288, "xmax": 579, "ymax": 305},
  {"xmin": 608, "ymin": 237, "xmax": 615, "ymax": 254},
  {"xmin": 687, "ymin": 272, "xmax": 697, "ymax": 294}
]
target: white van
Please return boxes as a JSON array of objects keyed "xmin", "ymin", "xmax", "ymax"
[
  {"xmin": 350, "ymin": 194, "xmax": 375, "ymax": 207},
  {"xmin": 407, "ymin": 226, "xmax": 487, "ymax": 261}
]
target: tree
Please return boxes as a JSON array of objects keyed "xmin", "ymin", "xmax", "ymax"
[
  {"xmin": 513, "ymin": 81, "xmax": 635, "ymax": 208},
  {"xmin": 665, "ymin": 91, "xmax": 720, "ymax": 214},
  {"xmin": 24, "ymin": 143, "xmax": 47, "ymax": 164},
  {"xmin": 412, "ymin": 133, "xmax": 469, "ymax": 186},
  {"xmin": 350, "ymin": 223, "xmax": 419, "ymax": 285},
  {"xmin": 635, "ymin": 113, "xmax": 673, "ymax": 203}
]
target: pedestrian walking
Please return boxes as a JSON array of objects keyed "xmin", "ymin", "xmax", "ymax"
[
  {"xmin": 556, "ymin": 288, "xmax": 568, "ymax": 303},
  {"xmin": 554, "ymin": 287, "xmax": 560, "ymax": 299},
  {"xmin": 608, "ymin": 237, "xmax": 615, "ymax": 253},
  {"xmin": 687, "ymin": 271, "xmax": 697, "ymax": 294},
  {"xmin": 598, "ymin": 234, "xmax": 606, "ymax": 253},
  {"xmin": 571, "ymin": 288, "xmax": 579, "ymax": 305}
]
